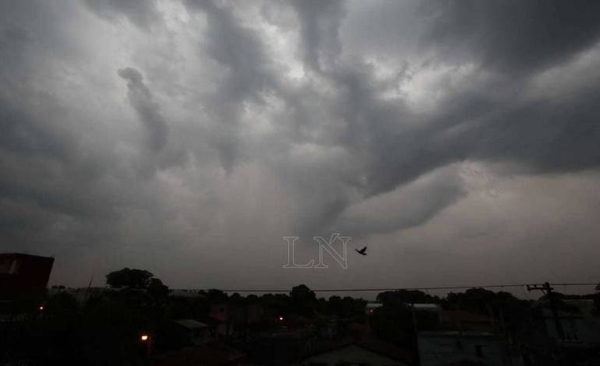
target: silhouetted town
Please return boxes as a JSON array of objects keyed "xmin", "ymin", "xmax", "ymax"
[{"xmin": 1, "ymin": 252, "xmax": 600, "ymax": 365}]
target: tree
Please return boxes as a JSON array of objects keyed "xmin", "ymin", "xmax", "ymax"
[
  {"xmin": 262, "ymin": 293, "xmax": 291, "ymax": 319},
  {"xmin": 341, "ymin": 296, "xmax": 366, "ymax": 319},
  {"xmin": 377, "ymin": 290, "xmax": 440, "ymax": 306},
  {"xmin": 47, "ymin": 291, "xmax": 79, "ymax": 318},
  {"xmin": 206, "ymin": 289, "xmax": 228, "ymax": 303},
  {"xmin": 147, "ymin": 277, "xmax": 169, "ymax": 298},
  {"xmin": 290, "ymin": 284, "xmax": 316, "ymax": 316},
  {"xmin": 106, "ymin": 268, "xmax": 154, "ymax": 289},
  {"xmin": 445, "ymin": 288, "xmax": 497, "ymax": 314}
]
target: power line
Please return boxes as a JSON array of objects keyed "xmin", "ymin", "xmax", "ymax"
[{"xmin": 180, "ymin": 282, "xmax": 597, "ymax": 293}]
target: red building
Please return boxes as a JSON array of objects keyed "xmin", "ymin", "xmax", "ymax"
[{"xmin": 0, "ymin": 253, "xmax": 54, "ymax": 300}]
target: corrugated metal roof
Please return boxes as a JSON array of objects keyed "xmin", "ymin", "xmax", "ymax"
[{"xmin": 174, "ymin": 319, "xmax": 208, "ymax": 329}]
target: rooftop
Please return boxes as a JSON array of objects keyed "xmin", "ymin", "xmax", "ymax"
[{"xmin": 174, "ymin": 319, "xmax": 209, "ymax": 329}]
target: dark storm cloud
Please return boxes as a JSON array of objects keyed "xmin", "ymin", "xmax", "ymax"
[
  {"xmin": 366, "ymin": 71, "xmax": 600, "ymax": 194},
  {"xmin": 0, "ymin": 63, "xmax": 103, "ymax": 222},
  {"xmin": 118, "ymin": 67, "xmax": 169, "ymax": 152},
  {"xmin": 462, "ymin": 86, "xmax": 600, "ymax": 172},
  {"xmin": 285, "ymin": 0, "xmax": 600, "ymax": 237},
  {"xmin": 338, "ymin": 166, "xmax": 465, "ymax": 238},
  {"xmin": 329, "ymin": 64, "xmax": 420, "ymax": 195},
  {"xmin": 84, "ymin": 0, "xmax": 161, "ymax": 29},
  {"xmin": 2, "ymin": 0, "xmax": 600, "ymax": 288},
  {"xmin": 0, "ymin": 2, "xmax": 174, "ymax": 262},
  {"xmin": 0, "ymin": 95, "xmax": 71, "ymax": 160},
  {"xmin": 291, "ymin": 0, "xmax": 346, "ymax": 71},
  {"xmin": 185, "ymin": 0, "xmax": 282, "ymax": 172},
  {"xmin": 421, "ymin": 0, "xmax": 600, "ymax": 75},
  {"xmin": 186, "ymin": 0, "xmax": 278, "ymax": 103},
  {"xmin": 285, "ymin": 1, "xmax": 446, "ymax": 217},
  {"xmin": 337, "ymin": 72, "xmax": 600, "ymax": 204}
]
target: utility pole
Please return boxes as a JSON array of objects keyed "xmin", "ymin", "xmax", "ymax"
[
  {"xmin": 410, "ymin": 297, "xmax": 421, "ymax": 366},
  {"xmin": 527, "ymin": 282, "xmax": 565, "ymax": 341}
]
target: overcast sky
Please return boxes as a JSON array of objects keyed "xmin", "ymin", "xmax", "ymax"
[{"xmin": 1, "ymin": 0, "xmax": 600, "ymax": 294}]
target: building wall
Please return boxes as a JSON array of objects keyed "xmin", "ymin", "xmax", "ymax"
[
  {"xmin": 542, "ymin": 308, "xmax": 600, "ymax": 344},
  {"xmin": 0, "ymin": 253, "xmax": 54, "ymax": 300},
  {"xmin": 303, "ymin": 345, "xmax": 407, "ymax": 366},
  {"xmin": 418, "ymin": 334, "xmax": 507, "ymax": 366}
]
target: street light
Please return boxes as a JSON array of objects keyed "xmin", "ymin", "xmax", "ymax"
[{"xmin": 140, "ymin": 333, "xmax": 151, "ymax": 356}]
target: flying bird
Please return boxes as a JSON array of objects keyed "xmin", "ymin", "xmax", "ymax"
[{"xmin": 355, "ymin": 247, "xmax": 367, "ymax": 256}]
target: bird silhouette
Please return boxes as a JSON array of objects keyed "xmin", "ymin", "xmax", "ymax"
[{"xmin": 355, "ymin": 246, "xmax": 367, "ymax": 256}]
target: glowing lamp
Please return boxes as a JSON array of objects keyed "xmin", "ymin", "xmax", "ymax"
[{"xmin": 141, "ymin": 334, "xmax": 149, "ymax": 342}]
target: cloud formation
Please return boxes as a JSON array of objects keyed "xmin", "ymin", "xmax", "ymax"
[
  {"xmin": 118, "ymin": 67, "xmax": 168, "ymax": 152},
  {"xmin": 1, "ymin": 0, "xmax": 600, "ymax": 291}
]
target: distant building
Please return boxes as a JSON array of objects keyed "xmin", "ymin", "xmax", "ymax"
[
  {"xmin": 250, "ymin": 330, "xmax": 315, "ymax": 365},
  {"xmin": 413, "ymin": 303, "xmax": 442, "ymax": 312},
  {"xmin": 365, "ymin": 302, "xmax": 383, "ymax": 315},
  {"xmin": 418, "ymin": 331, "xmax": 509, "ymax": 366},
  {"xmin": 0, "ymin": 253, "xmax": 54, "ymax": 301},
  {"xmin": 416, "ymin": 309, "xmax": 522, "ymax": 366},
  {"xmin": 538, "ymin": 299, "xmax": 600, "ymax": 345},
  {"xmin": 523, "ymin": 299, "xmax": 600, "ymax": 365},
  {"xmin": 304, "ymin": 343, "xmax": 410, "ymax": 366},
  {"xmin": 154, "ymin": 319, "xmax": 213, "ymax": 352},
  {"xmin": 173, "ymin": 319, "xmax": 210, "ymax": 345}
]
